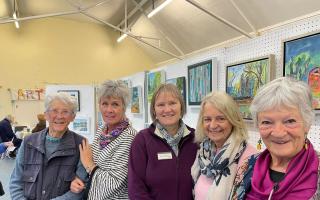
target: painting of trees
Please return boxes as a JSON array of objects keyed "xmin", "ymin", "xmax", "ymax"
[
  {"xmin": 284, "ymin": 32, "xmax": 320, "ymax": 109},
  {"xmin": 226, "ymin": 56, "xmax": 273, "ymax": 119}
]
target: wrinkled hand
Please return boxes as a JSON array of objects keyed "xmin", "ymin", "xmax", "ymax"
[
  {"xmin": 70, "ymin": 177, "xmax": 85, "ymax": 193},
  {"xmin": 79, "ymin": 139, "xmax": 95, "ymax": 171},
  {"xmin": 4, "ymin": 141, "xmax": 14, "ymax": 147}
]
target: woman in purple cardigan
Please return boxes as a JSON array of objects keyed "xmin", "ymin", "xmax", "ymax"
[{"xmin": 128, "ymin": 83, "xmax": 198, "ymax": 200}]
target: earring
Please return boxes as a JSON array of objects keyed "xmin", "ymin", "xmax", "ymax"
[
  {"xmin": 304, "ymin": 138, "xmax": 308, "ymax": 150},
  {"xmin": 257, "ymin": 138, "xmax": 262, "ymax": 151}
]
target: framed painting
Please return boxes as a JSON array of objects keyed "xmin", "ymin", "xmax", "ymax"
[
  {"xmin": 226, "ymin": 55, "xmax": 274, "ymax": 120},
  {"xmin": 166, "ymin": 76, "xmax": 187, "ymax": 108},
  {"xmin": 188, "ymin": 60, "xmax": 212, "ymax": 106},
  {"xmin": 71, "ymin": 116, "xmax": 90, "ymax": 134},
  {"xmin": 131, "ymin": 86, "xmax": 143, "ymax": 114},
  {"xmin": 57, "ymin": 90, "xmax": 80, "ymax": 111},
  {"xmin": 147, "ymin": 70, "xmax": 166, "ymax": 102},
  {"xmin": 283, "ymin": 31, "xmax": 320, "ymax": 110}
]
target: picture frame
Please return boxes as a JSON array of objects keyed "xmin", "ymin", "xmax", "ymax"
[
  {"xmin": 226, "ymin": 55, "xmax": 275, "ymax": 120},
  {"xmin": 70, "ymin": 116, "xmax": 90, "ymax": 134},
  {"xmin": 131, "ymin": 86, "xmax": 143, "ymax": 114},
  {"xmin": 282, "ymin": 31, "xmax": 320, "ymax": 110},
  {"xmin": 57, "ymin": 90, "xmax": 80, "ymax": 111},
  {"xmin": 188, "ymin": 60, "xmax": 212, "ymax": 106},
  {"xmin": 166, "ymin": 76, "xmax": 187, "ymax": 109},
  {"xmin": 147, "ymin": 70, "xmax": 166, "ymax": 102}
]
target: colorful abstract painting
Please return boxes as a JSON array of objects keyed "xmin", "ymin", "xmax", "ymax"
[
  {"xmin": 166, "ymin": 77, "xmax": 186, "ymax": 107},
  {"xmin": 147, "ymin": 70, "xmax": 166, "ymax": 102},
  {"xmin": 131, "ymin": 86, "xmax": 143, "ymax": 113},
  {"xmin": 283, "ymin": 31, "xmax": 320, "ymax": 109},
  {"xmin": 226, "ymin": 56, "xmax": 274, "ymax": 119},
  {"xmin": 188, "ymin": 60, "xmax": 212, "ymax": 105}
]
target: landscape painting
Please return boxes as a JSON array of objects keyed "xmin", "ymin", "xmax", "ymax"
[
  {"xmin": 131, "ymin": 86, "xmax": 143, "ymax": 114},
  {"xmin": 226, "ymin": 55, "xmax": 274, "ymax": 119},
  {"xmin": 188, "ymin": 60, "xmax": 212, "ymax": 106},
  {"xmin": 147, "ymin": 70, "xmax": 165, "ymax": 102},
  {"xmin": 283, "ymin": 31, "xmax": 320, "ymax": 109},
  {"xmin": 166, "ymin": 77, "xmax": 186, "ymax": 108}
]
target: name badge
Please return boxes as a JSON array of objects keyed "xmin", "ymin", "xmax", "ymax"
[{"xmin": 157, "ymin": 152, "xmax": 172, "ymax": 160}]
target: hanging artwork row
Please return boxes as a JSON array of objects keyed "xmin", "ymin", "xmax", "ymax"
[
  {"xmin": 9, "ymin": 88, "xmax": 45, "ymax": 101},
  {"xmin": 226, "ymin": 55, "xmax": 275, "ymax": 120},
  {"xmin": 283, "ymin": 30, "xmax": 320, "ymax": 110}
]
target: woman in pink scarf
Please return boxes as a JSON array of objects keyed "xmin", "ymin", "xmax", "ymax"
[{"xmin": 230, "ymin": 77, "xmax": 320, "ymax": 200}]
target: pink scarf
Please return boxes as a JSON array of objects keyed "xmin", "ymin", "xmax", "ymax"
[{"xmin": 247, "ymin": 140, "xmax": 318, "ymax": 200}]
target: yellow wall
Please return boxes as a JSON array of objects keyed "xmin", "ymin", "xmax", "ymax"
[{"xmin": 0, "ymin": 17, "xmax": 155, "ymax": 117}]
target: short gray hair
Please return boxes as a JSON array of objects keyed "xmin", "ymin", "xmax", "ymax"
[
  {"xmin": 195, "ymin": 91, "xmax": 248, "ymax": 144},
  {"xmin": 250, "ymin": 77, "xmax": 314, "ymax": 129},
  {"xmin": 45, "ymin": 92, "xmax": 78, "ymax": 114},
  {"xmin": 98, "ymin": 80, "xmax": 130, "ymax": 109}
]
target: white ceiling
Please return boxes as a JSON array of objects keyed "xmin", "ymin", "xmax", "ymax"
[{"xmin": 1, "ymin": 0, "xmax": 320, "ymax": 64}]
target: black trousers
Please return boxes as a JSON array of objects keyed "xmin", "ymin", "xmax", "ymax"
[{"xmin": 0, "ymin": 181, "xmax": 4, "ymax": 196}]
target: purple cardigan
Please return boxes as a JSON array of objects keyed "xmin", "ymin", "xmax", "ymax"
[{"xmin": 128, "ymin": 123, "xmax": 198, "ymax": 200}]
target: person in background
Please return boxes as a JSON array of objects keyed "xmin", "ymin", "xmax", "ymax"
[
  {"xmin": 128, "ymin": 83, "xmax": 198, "ymax": 200},
  {"xmin": 191, "ymin": 91, "xmax": 256, "ymax": 200},
  {"xmin": 10, "ymin": 92, "xmax": 87, "ymax": 200},
  {"xmin": 70, "ymin": 80, "xmax": 137, "ymax": 200},
  {"xmin": 230, "ymin": 77, "xmax": 320, "ymax": 200},
  {"xmin": 0, "ymin": 141, "xmax": 14, "ymax": 155},
  {"xmin": 31, "ymin": 113, "xmax": 46, "ymax": 133},
  {"xmin": 0, "ymin": 115, "xmax": 22, "ymax": 148}
]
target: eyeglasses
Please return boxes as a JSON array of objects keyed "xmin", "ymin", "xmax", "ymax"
[
  {"xmin": 47, "ymin": 109, "xmax": 74, "ymax": 117},
  {"xmin": 258, "ymin": 120, "xmax": 304, "ymax": 131}
]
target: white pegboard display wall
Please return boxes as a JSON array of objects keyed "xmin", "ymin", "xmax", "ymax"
[{"xmin": 218, "ymin": 14, "xmax": 320, "ymax": 151}]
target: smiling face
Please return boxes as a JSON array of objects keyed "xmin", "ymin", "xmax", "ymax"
[
  {"xmin": 45, "ymin": 100, "xmax": 75, "ymax": 137},
  {"xmin": 154, "ymin": 92, "xmax": 182, "ymax": 131},
  {"xmin": 258, "ymin": 106, "xmax": 308, "ymax": 162},
  {"xmin": 99, "ymin": 96, "xmax": 125, "ymax": 130},
  {"xmin": 202, "ymin": 103, "xmax": 233, "ymax": 149}
]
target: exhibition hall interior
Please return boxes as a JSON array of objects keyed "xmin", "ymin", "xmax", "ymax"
[{"xmin": 1, "ymin": 0, "xmax": 320, "ymax": 199}]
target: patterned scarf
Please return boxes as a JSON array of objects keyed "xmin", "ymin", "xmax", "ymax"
[
  {"xmin": 247, "ymin": 140, "xmax": 319, "ymax": 200},
  {"xmin": 197, "ymin": 133, "xmax": 247, "ymax": 200},
  {"xmin": 155, "ymin": 120, "xmax": 185, "ymax": 156},
  {"xmin": 99, "ymin": 118, "xmax": 129, "ymax": 149}
]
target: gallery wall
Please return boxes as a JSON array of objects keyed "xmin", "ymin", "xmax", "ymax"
[{"xmin": 121, "ymin": 14, "xmax": 320, "ymax": 151}]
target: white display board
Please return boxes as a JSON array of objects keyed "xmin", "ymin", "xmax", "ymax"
[
  {"xmin": 46, "ymin": 85, "xmax": 95, "ymax": 143},
  {"xmin": 119, "ymin": 14, "xmax": 320, "ymax": 151},
  {"xmin": 121, "ymin": 71, "xmax": 147, "ymax": 132}
]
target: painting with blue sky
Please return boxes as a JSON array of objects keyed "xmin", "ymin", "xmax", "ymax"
[{"xmin": 284, "ymin": 32, "xmax": 320, "ymax": 109}]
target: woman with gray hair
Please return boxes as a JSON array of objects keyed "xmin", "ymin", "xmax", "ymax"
[
  {"xmin": 10, "ymin": 92, "xmax": 86, "ymax": 200},
  {"xmin": 191, "ymin": 91, "xmax": 256, "ymax": 200},
  {"xmin": 71, "ymin": 80, "xmax": 137, "ymax": 200},
  {"xmin": 230, "ymin": 77, "xmax": 320, "ymax": 200}
]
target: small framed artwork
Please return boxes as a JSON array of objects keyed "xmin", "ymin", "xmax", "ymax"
[
  {"xmin": 71, "ymin": 116, "xmax": 90, "ymax": 134},
  {"xmin": 166, "ymin": 76, "xmax": 187, "ymax": 108},
  {"xmin": 147, "ymin": 70, "xmax": 166, "ymax": 102},
  {"xmin": 188, "ymin": 60, "xmax": 212, "ymax": 106},
  {"xmin": 226, "ymin": 55, "xmax": 274, "ymax": 120},
  {"xmin": 58, "ymin": 90, "xmax": 80, "ymax": 111},
  {"xmin": 283, "ymin": 31, "xmax": 320, "ymax": 110},
  {"xmin": 131, "ymin": 86, "xmax": 143, "ymax": 114}
]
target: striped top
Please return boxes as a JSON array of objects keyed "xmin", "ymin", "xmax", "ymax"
[{"xmin": 88, "ymin": 124, "xmax": 137, "ymax": 200}]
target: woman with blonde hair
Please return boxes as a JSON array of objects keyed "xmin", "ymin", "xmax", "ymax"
[
  {"xmin": 192, "ymin": 91, "xmax": 256, "ymax": 200},
  {"xmin": 128, "ymin": 83, "xmax": 198, "ymax": 200}
]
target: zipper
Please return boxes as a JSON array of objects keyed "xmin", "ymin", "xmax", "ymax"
[{"xmin": 268, "ymin": 183, "xmax": 279, "ymax": 200}]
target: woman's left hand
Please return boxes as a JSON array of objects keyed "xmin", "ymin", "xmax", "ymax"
[{"xmin": 79, "ymin": 139, "xmax": 95, "ymax": 172}]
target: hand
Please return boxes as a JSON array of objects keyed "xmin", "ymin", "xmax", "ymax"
[
  {"xmin": 79, "ymin": 139, "xmax": 95, "ymax": 172},
  {"xmin": 70, "ymin": 177, "xmax": 85, "ymax": 193},
  {"xmin": 3, "ymin": 141, "xmax": 14, "ymax": 147}
]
